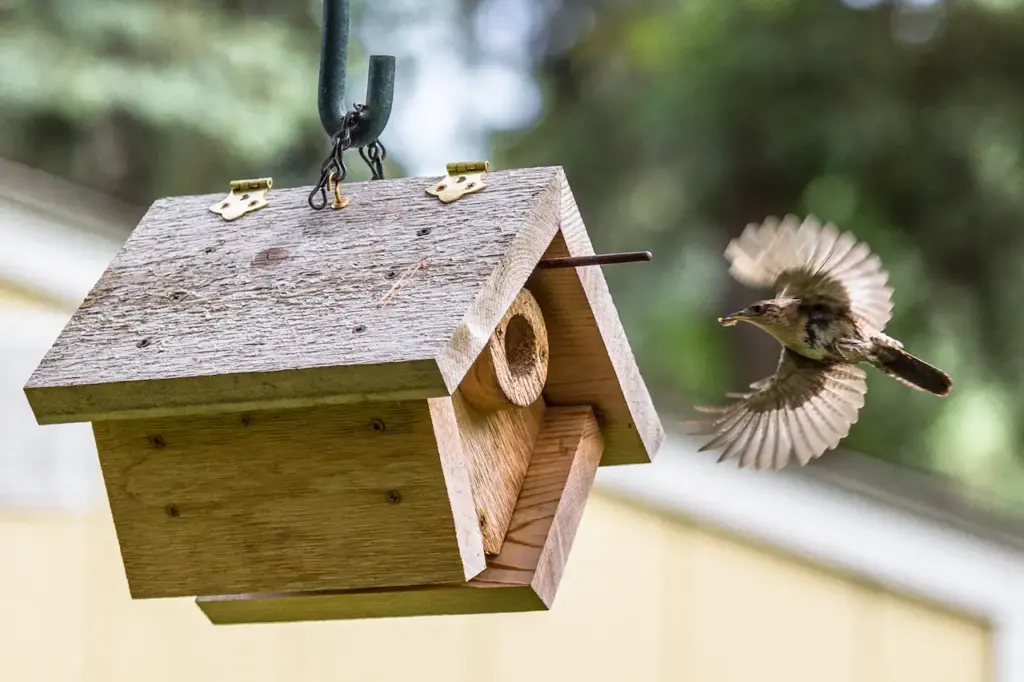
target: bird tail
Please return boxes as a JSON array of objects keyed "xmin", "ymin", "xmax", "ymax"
[{"xmin": 870, "ymin": 342, "xmax": 952, "ymax": 396}]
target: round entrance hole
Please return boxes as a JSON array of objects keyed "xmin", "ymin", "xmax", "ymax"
[
  {"xmin": 460, "ymin": 288, "xmax": 549, "ymax": 412},
  {"xmin": 504, "ymin": 314, "xmax": 537, "ymax": 378}
]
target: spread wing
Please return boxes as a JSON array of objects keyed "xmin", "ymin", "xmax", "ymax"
[
  {"xmin": 686, "ymin": 349, "xmax": 868, "ymax": 469},
  {"xmin": 725, "ymin": 215, "xmax": 894, "ymax": 332}
]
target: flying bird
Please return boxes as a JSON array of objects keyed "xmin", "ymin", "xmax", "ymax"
[{"xmin": 688, "ymin": 215, "xmax": 952, "ymax": 470}]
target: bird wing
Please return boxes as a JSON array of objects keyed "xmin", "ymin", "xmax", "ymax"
[
  {"xmin": 686, "ymin": 348, "xmax": 868, "ymax": 469},
  {"xmin": 724, "ymin": 215, "xmax": 894, "ymax": 332}
]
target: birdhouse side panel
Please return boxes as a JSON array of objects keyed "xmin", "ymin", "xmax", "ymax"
[
  {"xmin": 92, "ymin": 399, "xmax": 484, "ymax": 599},
  {"xmin": 526, "ymin": 177, "xmax": 664, "ymax": 466}
]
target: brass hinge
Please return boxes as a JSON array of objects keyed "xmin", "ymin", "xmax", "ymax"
[
  {"xmin": 426, "ymin": 161, "xmax": 489, "ymax": 204},
  {"xmin": 210, "ymin": 178, "xmax": 273, "ymax": 221}
]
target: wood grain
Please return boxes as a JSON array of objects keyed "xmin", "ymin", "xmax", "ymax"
[
  {"xmin": 527, "ymin": 173, "xmax": 665, "ymax": 466},
  {"xmin": 195, "ymin": 405, "xmax": 603, "ymax": 624},
  {"xmin": 25, "ymin": 167, "xmax": 563, "ymax": 425},
  {"xmin": 427, "ymin": 397, "xmax": 488, "ymax": 578},
  {"xmin": 466, "ymin": 405, "xmax": 602, "ymax": 606},
  {"xmin": 433, "ymin": 180, "xmax": 561, "ymax": 396},
  {"xmin": 460, "ymin": 288, "xmax": 549, "ymax": 411},
  {"xmin": 452, "ymin": 391, "xmax": 545, "ymax": 555},
  {"xmin": 92, "ymin": 400, "xmax": 485, "ymax": 599}
]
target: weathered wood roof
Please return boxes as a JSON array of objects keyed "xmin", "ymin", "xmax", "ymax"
[{"xmin": 25, "ymin": 165, "xmax": 663, "ymax": 466}]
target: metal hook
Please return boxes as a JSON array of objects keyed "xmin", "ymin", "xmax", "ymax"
[{"xmin": 317, "ymin": 0, "xmax": 396, "ymax": 148}]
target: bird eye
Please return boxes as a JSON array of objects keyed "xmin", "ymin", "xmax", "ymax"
[{"xmin": 749, "ymin": 304, "xmax": 764, "ymax": 315}]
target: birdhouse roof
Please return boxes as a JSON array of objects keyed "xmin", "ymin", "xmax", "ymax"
[{"xmin": 24, "ymin": 165, "xmax": 662, "ymax": 465}]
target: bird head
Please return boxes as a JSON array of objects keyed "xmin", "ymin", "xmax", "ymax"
[{"xmin": 718, "ymin": 299, "xmax": 797, "ymax": 331}]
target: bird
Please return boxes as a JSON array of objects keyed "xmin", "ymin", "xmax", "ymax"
[{"xmin": 687, "ymin": 214, "xmax": 952, "ymax": 470}]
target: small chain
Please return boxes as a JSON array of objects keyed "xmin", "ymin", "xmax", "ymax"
[
  {"xmin": 308, "ymin": 111, "xmax": 355, "ymax": 210},
  {"xmin": 359, "ymin": 140, "xmax": 387, "ymax": 180},
  {"xmin": 308, "ymin": 104, "xmax": 387, "ymax": 210}
]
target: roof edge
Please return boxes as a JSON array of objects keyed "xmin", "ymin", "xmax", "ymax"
[
  {"xmin": 791, "ymin": 447, "xmax": 1024, "ymax": 554},
  {"xmin": 0, "ymin": 158, "xmax": 133, "ymax": 309},
  {"xmin": 596, "ymin": 431, "xmax": 1024, "ymax": 622},
  {"xmin": 0, "ymin": 157, "xmax": 141, "ymax": 239},
  {"xmin": 24, "ymin": 359, "xmax": 450, "ymax": 426}
]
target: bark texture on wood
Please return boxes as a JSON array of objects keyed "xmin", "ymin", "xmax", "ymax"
[{"xmin": 26, "ymin": 167, "xmax": 563, "ymax": 424}]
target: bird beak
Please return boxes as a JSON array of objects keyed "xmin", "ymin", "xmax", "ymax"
[{"xmin": 717, "ymin": 311, "xmax": 747, "ymax": 327}]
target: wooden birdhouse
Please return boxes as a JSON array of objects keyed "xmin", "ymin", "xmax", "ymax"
[{"xmin": 23, "ymin": 165, "xmax": 664, "ymax": 625}]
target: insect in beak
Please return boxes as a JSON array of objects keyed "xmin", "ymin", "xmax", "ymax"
[{"xmin": 717, "ymin": 311, "xmax": 747, "ymax": 327}]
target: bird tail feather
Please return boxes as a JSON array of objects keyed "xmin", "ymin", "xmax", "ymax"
[{"xmin": 871, "ymin": 343, "xmax": 951, "ymax": 396}]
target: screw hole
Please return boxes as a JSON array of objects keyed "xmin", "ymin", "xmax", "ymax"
[
  {"xmin": 417, "ymin": 228, "xmax": 431, "ymax": 236},
  {"xmin": 168, "ymin": 291, "xmax": 186, "ymax": 302},
  {"xmin": 386, "ymin": 490, "xmax": 402, "ymax": 504},
  {"xmin": 384, "ymin": 271, "xmax": 397, "ymax": 280},
  {"xmin": 240, "ymin": 193, "xmax": 250, "ymax": 200},
  {"xmin": 241, "ymin": 415, "xmax": 252, "ymax": 427},
  {"xmin": 165, "ymin": 504, "xmax": 181, "ymax": 518},
  {"xmin": 436, "ymin": 184, "xmax": 447, "ymax": 191},
  {"xmin": 457, "ymin": 175, "xmax": 467, "ymax": 183},
  {"xmin": 148, "ymin": 435, "xmax": 166, "ymax": 448},
  {"xmin": 220, "ymin": 202, "xmax": 229, "ymax": 209},
  {"xmin": 467, "ymin": 182, "xmax": 476, "ymax": 190},
  {"xmin": 248, "ymin": 200, "xmax": 258, "ymax": 207},
  {"xmin": 353, "ymin": 324, "xmax": 366, "ymax": 334},
  {"xmin": 203, "ymin": 246, "xmax": 216, "ymax": 254},
  {"xmin": 136, "ymin": 338, "xmax": 152, "ymax": 349},
  {"xmin": 371, "ymin": 419, "xmax": 386, "ymax": 432}
]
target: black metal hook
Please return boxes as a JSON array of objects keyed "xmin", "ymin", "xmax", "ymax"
[{"xmin": 317, "ymin": 0, "xmax": 395, "ymax": 148}]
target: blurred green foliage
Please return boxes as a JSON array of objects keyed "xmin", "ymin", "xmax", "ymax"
[
  {"xmin": 0, "ymin": 0, "xmax": 398, "ymax": 199},
  {"xmin": 3, "ymin": 0, "xmax": 1024, "ymax": 509},
  {"xmin": 495, "ymin": 0, "xmax": 1024, "ymax": 508}
]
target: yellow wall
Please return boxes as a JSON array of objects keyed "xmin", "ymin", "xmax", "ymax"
[
  {"xmin": 0, "ymin": 492, "xmax": 990, "ymax": 682},
  {"xmin": 0, "ymin": 279, "xmax": 65, "ymax": 310}
]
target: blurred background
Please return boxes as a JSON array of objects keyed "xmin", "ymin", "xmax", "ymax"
[{"xmin": 3, "ymin": 0, "xmax": 1024, "ymax": 680}]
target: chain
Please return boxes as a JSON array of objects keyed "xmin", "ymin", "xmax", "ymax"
[
  {"xmin": 308, "ymin": 111, "xmax": 355, "ymax": 210},
  {"xmin": 359, "ymin": 140, "xmax": 387, "ymax": 180},
  {"xmin": 308, "ymin": 104, "xmax": 387, "ymax": 210}
]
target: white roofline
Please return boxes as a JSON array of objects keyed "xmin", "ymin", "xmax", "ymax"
[
  {"xmin": 0, "ymin": 158, "xmax": 132, "ymax": 308},
  {"xmin": 0, "ymin": 157, "xmax": 138, "ymax": 239},
  {"xmin": 595, "ymin": 437, "xmax": 1024, "ymax": 682}
]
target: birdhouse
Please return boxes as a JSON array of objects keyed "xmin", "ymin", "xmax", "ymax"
[{"xmin": 23, "ymin": 165, "xmax": 664, "ymax": 625}]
